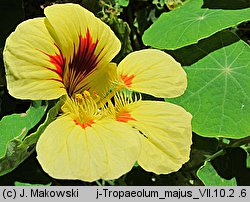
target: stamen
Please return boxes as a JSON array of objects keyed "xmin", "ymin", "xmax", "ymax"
[
  {"xmin": 106, "ymin": 91, "xmax": 141, "ymax": 122},
  {"xmin": 97, "ymin": 85, "xmax": 125, "ymax": 108},
  {"xmin": 83, "ymin": 90, "xmax": 91, "ymax": 98},
  {"xmin": 62, "ymin": 92, "xmax": 102, "ymax": 129},
  {"xmin": 114, "ymin": 91, "xmax": 141, "ymax": 112},
  {"xmin": 74, "ymin": 93, "xmax": 83, "ymax": 102}
]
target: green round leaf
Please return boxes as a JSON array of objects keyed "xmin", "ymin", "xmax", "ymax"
[
  {"xmin": 142, "ymin": 0, "xmax": 250, "ymax": 50},
  {"xmin": 168, "ymin": 40, "xmax": 250, "ymax": 138},
  {"xmin": 197, "ymin": 161, "xmax": 237, "ymax": 186},
  {"xmin": 0, "ymin": 97, "xmax": 64, "ymax": 176},
  {"xmin": 0, "ymin": 101, "xmax": 47, "ymax": 158}
]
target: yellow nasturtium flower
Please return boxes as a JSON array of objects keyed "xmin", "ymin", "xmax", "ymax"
[{"xmin": 3, "ymin": 3, "xmax": 192, "ymax": 182}]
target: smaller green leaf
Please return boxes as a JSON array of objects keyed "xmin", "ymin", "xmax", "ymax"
[
  {"xmin": 15, "ymin": 181, "xmax": 51, "ymax": 186},
  {"xmin": 115, "ymin": 0, "xmax": 129, "ymax": 7},
  {"xmin": 142, "ymin": 0, "xmax": 250, "ymax": 50},
  {"xmin": 0, "ymin": 97, "xmax": 64, "ymax": 176},
  {"xmin": 0, "ymin": 101, "xmax": 48, "ymax": 158},
  {"xmin": 24, "ymin": 97, "xmax": 65, "ymax": 146},
  {"xmin": 197, "ymin": 161, "xmax": 237, "ymax": 185}
]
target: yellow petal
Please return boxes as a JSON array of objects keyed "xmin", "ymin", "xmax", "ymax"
[
  {"xmin": 3, "ymin": 18, "xmax": 66, "ymax": 100},
  {"xmin": 44, "ymin": 4, "xmax": 121, "ymax": 95},
  {"xmin": 122, "ymin": 101, "xmax": 192, "ymax": 174},
  {"xmin": 36, "ymin": 115, "xmax": 140, "ymax": 182},
  {"xmin": 117, "ymin": 49, "xmax": 187, "ymax": 98}
]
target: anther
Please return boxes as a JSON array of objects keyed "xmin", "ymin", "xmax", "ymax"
[
  {"xmin": 83, "ymin": 90, "xmax": 91, "ymax": 98},
  {"xmin": 74, "ymin": 93, "xmax": 83, "ymax": 102}
]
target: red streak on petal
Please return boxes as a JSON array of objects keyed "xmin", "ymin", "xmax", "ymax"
[
  {"xmin": 74, "ymin": 119, "xmax": 95, "ymax": 129},
  {"xmin": 48, "ymin": 57, "xmax": 63, "ymax": 76},
  {"xmin": 120, "ymin": 74, "xmax": 135, "ymax": 87},
  {"xmin": 116, "ymin": 111, "xmax": 136, "ymax": 123},
  {"xmin": 39, "ymin": 43, "xmax": 65, "ymax": 81},
  {"xmin": 66, "ymin": 29, "xmax": 104, "ymax": 95},
  {"xmin": 47, "ymin": 78, "xmax": 63, "ymax": 82}
]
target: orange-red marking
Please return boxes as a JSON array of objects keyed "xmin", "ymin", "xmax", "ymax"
[
  {"xmin": 120, "ymin": 74, "xmax": 135, "ymax": 87},
  {"xmin": 116, "ymin": 111, "xmax": 136, "ymax": 123},
  {"xmin": 41, "ymin": 29, "xmax": 103, "ymax": 95},
  {"xmin": 41, "ymin": 43, "xmax": 65, "ymax": 81},
  {"xmin": 74, "ymin": 119, "xmax": 95, "ymax": 129}
]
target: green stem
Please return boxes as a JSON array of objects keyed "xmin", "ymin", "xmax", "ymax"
[
  {"xmin": 204, "ymin": 136, "xmax": 250, "ymax": 162},
  {"xmin": 229, "ymin": 136, "xmax": 250, "ymax": 148},
  {"xmin": 205, "ymin": 149, "xmax": 226, "ymax": 162}
]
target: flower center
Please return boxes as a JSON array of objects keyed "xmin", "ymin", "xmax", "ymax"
[
  {"xmin": 62, "ymin": 86, "xmax": 139, "ymax": 127},
  {"xmin": 62, "ymin": 91, "xmax": 100, "ymax": 128}
]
